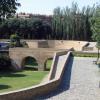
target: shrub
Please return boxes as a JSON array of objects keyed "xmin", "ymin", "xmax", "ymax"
[{"xmin": 10, "ymin": 34, "xmax": 21, "ymax": 47}]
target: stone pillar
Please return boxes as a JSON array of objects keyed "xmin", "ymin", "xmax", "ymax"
[
  {"xmin": 11, "ymin": 58, "xmax": 22, "ymax": 71},
  {"xmin": 38, "ymin": 62, "xmax": 45, "ymax": 71}
]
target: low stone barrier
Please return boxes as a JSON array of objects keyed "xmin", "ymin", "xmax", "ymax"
[
  {"xmin": 0, "ymin": 51, "xmax": 71, "ymax": 100},
  {"xmin": 49, "ymin": 51, "xmax": 70, "ymax": 80}
]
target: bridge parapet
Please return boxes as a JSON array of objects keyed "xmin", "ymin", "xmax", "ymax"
[{"xmin": 9, "ymin": 48, "xmax": 66, "ymax": 71}]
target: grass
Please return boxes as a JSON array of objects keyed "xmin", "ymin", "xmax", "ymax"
[
  {"xmin": 0, "ymin": 70, "xmax": 48, "ymax": 93},
  {"xmin": 71, "ymin": 51, "xmax": 100, "ymax": 57},
  {"xmin": 46, "ymin": 59, "xmax": 53, "ymax": 70}
]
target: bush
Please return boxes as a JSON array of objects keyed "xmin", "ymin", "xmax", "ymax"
[
  {"xmin": 9, "ymin": 42, "xmax": 16, "ymax": 47},
  {"xmin": 10, "ymin": 34, "xmax": 22, "ymax": 47}
]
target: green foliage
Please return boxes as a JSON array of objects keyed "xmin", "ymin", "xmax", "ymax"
[
  {"xmin": 52, "ymin": 2, "xmax": 95, "ymax": 40},
  {"xmin": 91, "ymin": 5, "xmax": 100, "ymax": 42},
  {"xmin": 10, "ymin": 34, "xmax": 20, "ymax": 41},
  {"xmin": 9, "ymin": 42, "xmax": 16, "ymax": 48},
  {"xmin": 0, "ymin": 0, "xmax": 20, "ymax": 21},
  {"xmin": 0, "ymin": 18, "xmax": 52, "ymax": 39},
  {"xmin": 10, "ymin": 33, "xmax": 21, "ymax": 47},
  {"xmin": 91, "ymin": 5, "xmax": 100, "ymax": 61},
  {"xmin": 0, "ymin": 2, "xmax": 98, "ymax": 41}
]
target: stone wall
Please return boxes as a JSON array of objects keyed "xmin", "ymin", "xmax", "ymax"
[
  {"xmin": 25, "ymin": 40, "xmax": 88, "ymax": 51},
  {"xmin": 9, "ymin": 48, "xmax": 67, "ymax": 71}
]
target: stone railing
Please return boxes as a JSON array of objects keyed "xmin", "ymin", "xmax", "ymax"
[
  {"xmin": 49, "ymin": 51, "xmax": 70, "ymax": 80},
  {"xmin": 0, "ymin": 51, "xmax": 71, "ymax": 100}
]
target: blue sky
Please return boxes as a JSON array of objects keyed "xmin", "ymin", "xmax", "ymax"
[{"xmin": 17, "ymin": 0, "xmax": 100, "ymax": 15}]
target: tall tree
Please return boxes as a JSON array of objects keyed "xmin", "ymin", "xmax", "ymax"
[
  {"xmin": 91, "ymin": 5, "xmax": 100, "ymax": 62},
  {"xmin": 52, "ymin": 2, "xmax": 95, "ymax": 41}
]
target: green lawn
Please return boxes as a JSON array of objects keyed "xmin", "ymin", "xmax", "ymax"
[
  {"xmin": 0, "ymin": 70, "xmax": 48, "ymax": 93},
  {"xmin": 46, "ymin": 59, "xmax": 53, "ymax": 70}
]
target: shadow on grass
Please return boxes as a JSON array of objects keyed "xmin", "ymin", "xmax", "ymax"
[
  {"xmin": 0, "ymin": 71, "xmax": 27, "ymax": 78},
  {"xmin": 0, "ymin": 85, "xmax": 11, "ymax": 90},
  {"xmin": 45, "ymin": 68, "xmax": 50, "ymax": 71}
]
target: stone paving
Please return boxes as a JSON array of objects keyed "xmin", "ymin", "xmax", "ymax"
[{"xmin": 34, "ymin": 57, "xmax": 100, "ymax": 100}]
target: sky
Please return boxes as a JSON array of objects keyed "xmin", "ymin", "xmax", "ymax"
[{"xmin": 17, "ymin": 0, "xmax": 100, "ymax": 15}]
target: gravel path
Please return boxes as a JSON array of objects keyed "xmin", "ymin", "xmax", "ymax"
[{"xmin": 34, "ymin": 57, "xmax": 100, "ymax": 100}]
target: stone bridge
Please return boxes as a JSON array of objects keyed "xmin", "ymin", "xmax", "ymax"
[
  {"xmin": 9, "ymin": 48, "xmax": 66, "ymax": 71},
  {"xmin": 8, "ymin": 40, "xmax": 88, "ymax": 71}
]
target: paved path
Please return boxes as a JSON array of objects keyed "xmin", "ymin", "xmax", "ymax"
[{"xmin": 35, "ymin": 57, "xmax": 100, "ymax": 100}]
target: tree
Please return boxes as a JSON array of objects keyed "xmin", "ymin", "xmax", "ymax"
[
  {"xmin": 0, "ymin": 0, "xmax": 20, "ymax": 21},
  {"xmin": 10, "ymin": 33, "xmax": 21, "ymax": 47},
  {"xmin": 91, "ymin": 5, "xmax": 100, "ymax": 62},
  {"xmin": 0, "ymin": 17, "xmax": 52, "ymax": 39},
  {"xmin": 96, "ymin": 39, "xmax": 100, "ymax": 62},
  {"xmin": 31, "ymin": 19, "xmax": 48, "ymax": 39},
  {"xmin": 52, "ymin": 2, "xmax": 94, "ymax": 40},
  {"xmin": 42, "ymin": 21, "xmax": 52, "ymax": 39},
  {"xmin": 8, "ymin": 18, "xmax": 20, "ymax": 33}
]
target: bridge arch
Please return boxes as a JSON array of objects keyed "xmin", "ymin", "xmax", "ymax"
[
  {"xmin": 21, "ymin": 56, "xmax": 39, "ymax": 70},
  {"xmin": 9, "ymin": 48, "xmax": 58, "ymax": 71}
]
